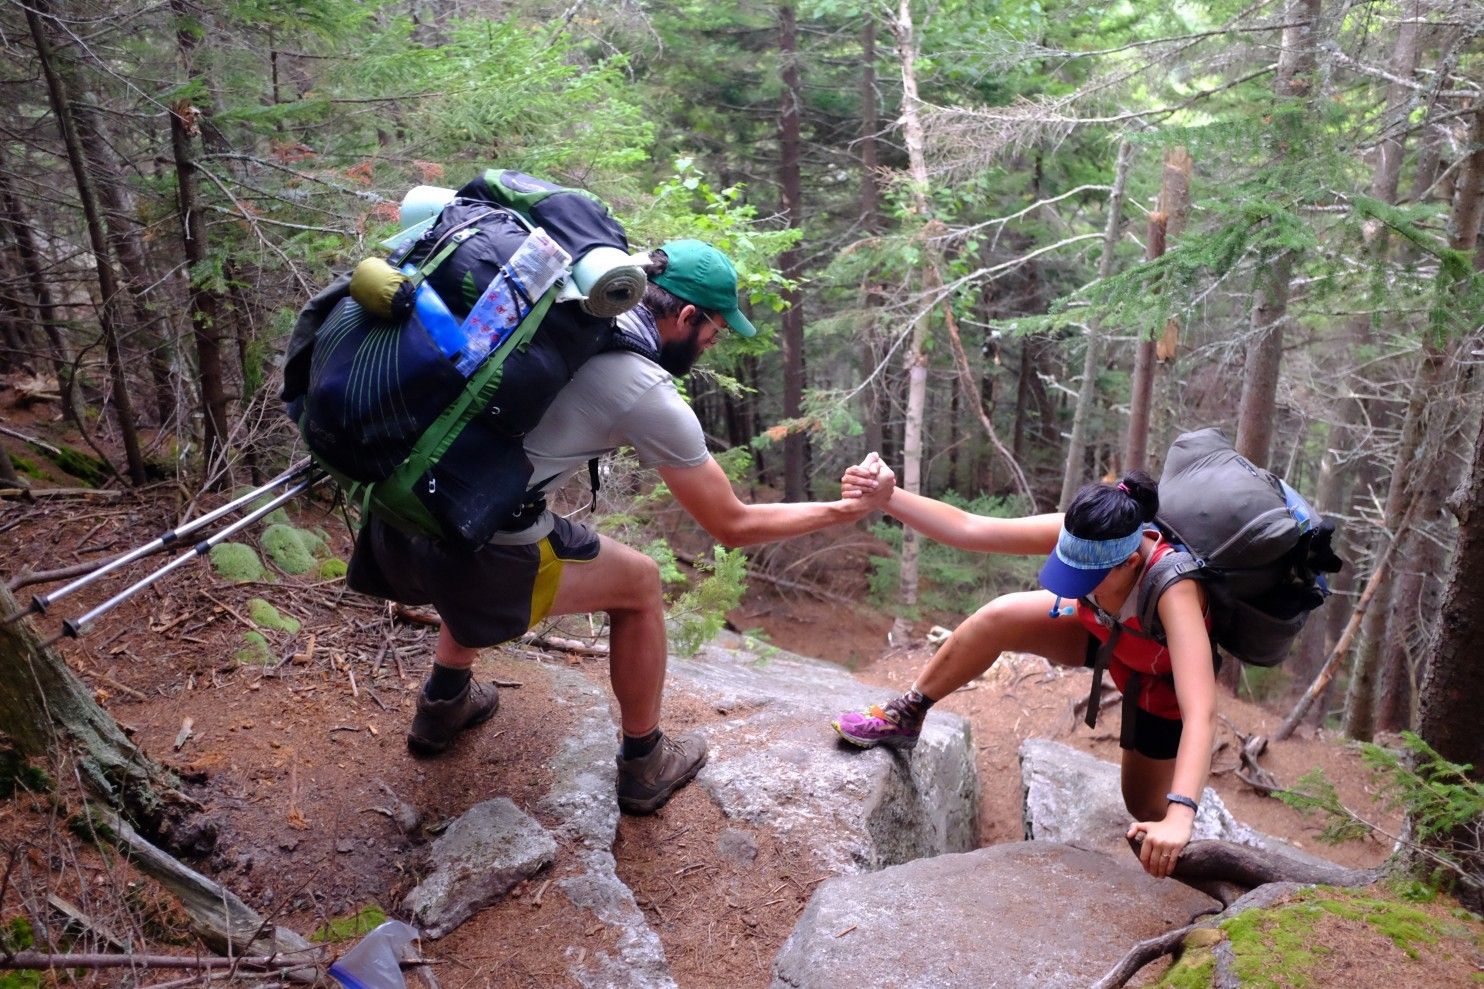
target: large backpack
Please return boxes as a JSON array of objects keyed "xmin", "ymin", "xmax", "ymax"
[
  {"xmin": 285, "ymin": 169, "xmax": 632, "ymax": 548},
  {"xmin": 1134, "ymin": 428, "xmax": 1344, "ymax": 667}
]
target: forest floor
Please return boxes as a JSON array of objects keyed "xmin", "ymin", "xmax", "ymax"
[{"xmin": 1, "ymin": 396, "xmax": 1478, "ymax": 988}]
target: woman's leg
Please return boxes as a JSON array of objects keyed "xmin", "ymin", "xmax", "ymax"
[
  {"xmin": 835, "ymin": 590, "xmax": 1090, "ymax": 748},
  {"xmin": 1119, "ymin": 749, "xmax": 1177, "ymax": 823},
  {"xmin": 914, "ymin": 589, "xmax": 1091, "ymax": 697}
]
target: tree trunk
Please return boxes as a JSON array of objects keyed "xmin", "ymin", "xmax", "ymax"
[
  {"xmin": 1416, "ymin": 386, "xmax": 1484, "ymax": 912},
  {"xmin": 891, "ymin": 0, "xmax": 936, "ymax": 613},
  {"xmin": 26, "ymin": 1, "xmax": 147, "ymax": 485},
  {"xmin": 778, "ymin": 2, "xmax": 808, "ymax": 501},
  {"xmin": 1125, "ymin": 148, "xmax": 1192, "ymax": 474},
  {"xmin": 1062, "ymin": 140, "xmax": 1133, "ymax": 509},
  {"xmin": 75, "ymin": 91, "xmax": 179, "ymax": 427},
  {"xmin": 0, "ymin": 582, "xmax": 204, "ymax": 852},
  {"xmin": 1233, "ymin": 0, "xmax": 1321, "ymax": 470},
  {"xmin": 0, "ymin": 153, "xmax": 84, "ymax": 427},
  {"xmin": 170, "ymin": 0, "xmax": 231, "ymax": 478},
  {"xmin": 858, "ymin": 20, "xmax": 888, "ymax": 461},
  {"xmin": 1344, "ymin": 100, "xmax": 1484, "ymax": 740}
]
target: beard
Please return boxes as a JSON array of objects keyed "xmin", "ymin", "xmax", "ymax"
[{"xmin": 657, "ymin": 320, "xmax": 705, "ymax": 376}]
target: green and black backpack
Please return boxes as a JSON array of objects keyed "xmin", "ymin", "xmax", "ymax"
[{"xmin": 281, "ymin": 169, "xmax": 633, "ymax": 548}]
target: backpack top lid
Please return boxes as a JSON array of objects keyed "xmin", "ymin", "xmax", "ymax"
[{"xmin": 1154, "ymin": 428, "xmax": 1311, "ymax": 573}]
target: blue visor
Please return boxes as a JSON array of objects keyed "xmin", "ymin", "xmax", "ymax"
[{"xmin": 1038, "ymin": 526, "xmax": 1145, "ymax": 600}]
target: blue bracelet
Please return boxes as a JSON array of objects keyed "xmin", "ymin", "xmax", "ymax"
[{"xmin": 1166, "ymin": 793, "xmax": 1199, "ymax": 813}]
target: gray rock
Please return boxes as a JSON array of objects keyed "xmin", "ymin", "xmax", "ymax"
[
  {"xmin": 1019, "ymin": 738, "xmax": 1332, "ymax": 864},
  {"xmin": 535, "ymin": 662, "xmax": 679, "ymax": 989},
  {"xmin": 716, "ymin": 828, "xmax": 759, "ymax": 866},
  {"xmin": 770, "ymin": 841, "xmax": 1217, "ymax": 989},
  {"xmin": 668, "ymin": 631, "xmax": 979, "ymax": 873},
  {"xmin": 402, "ymin": 798, "xmax": 556, "ymax": 938}
]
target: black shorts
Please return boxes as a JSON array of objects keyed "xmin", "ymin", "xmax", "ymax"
[
  {"xmin": 1083, "ymin": 636, "xmax": 1183, "ymax": 760},
  {"xmin": 346, "ymin": 514, "xmax": 600, "ymax": 648}
]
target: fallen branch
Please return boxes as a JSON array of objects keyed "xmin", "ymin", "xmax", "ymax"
[
  {"xmin": 0, "ymin": 487, "xmax": 122, "ymax": 501},
  {"xmin": 94, "ymin": 810, "xmax": 318, "ymax": 978}
]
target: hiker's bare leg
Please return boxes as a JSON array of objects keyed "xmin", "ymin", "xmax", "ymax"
[
  {"xmin": 549, "ymin": 534, "xmax": 667, "ymax": 736},
  {"xmin": 1120, "ymin": 749, "xmax": 1177, "ymax": 822},
  {"xmin": 435, "ymin": 625, "xmax": 476, "ymax": 670},
  {"xmin": 913, "ymin": 590, "xmax": 1088, "ymax": 700}
]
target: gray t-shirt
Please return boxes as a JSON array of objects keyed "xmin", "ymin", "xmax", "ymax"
[{"xmin": 487, "ymin": 348, "xmax": 708, "ymax": 544}]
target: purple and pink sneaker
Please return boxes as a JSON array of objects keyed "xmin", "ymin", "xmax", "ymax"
[{"xmin": 832, "ymin": 701, "xmax": 922, "ymax": 750}]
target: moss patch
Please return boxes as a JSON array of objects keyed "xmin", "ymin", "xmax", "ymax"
[
  {"xmin": 9, "ymin": 454, "xmax": 48, "ymax": 481},
  {"xmin": 0, "ymin": 737, "xmax": 53, "ymax": 799},
  {"xmin": 233, "ymin": 485, "xmax": 291, "ymax": 526},
  {"xmin": 261, "ymin": 523, "xmax": 325, "ymax": 575},
  {"xmin": 312, "ymin": 904, "xmax": 387, "ymax": 943},
  {"xmin": 30, "ymin": 441, "xmax": 109, "ymax": 487},
  {"xmin": 210, "ymin": 542, "xmax": 268, "ymax": 582},
  {"xmin": 246, "ymin": 598, "xmax": 301, "ymax": 634},
  {"xmin": 234, "ymin": 630, "xmax": 275, "ymax": 666},
  {"xmin": 318, "ymin": 557, "xmax": 348, "ymax": 580}
]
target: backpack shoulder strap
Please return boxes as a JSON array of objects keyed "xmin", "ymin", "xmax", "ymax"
[{"xmin": 1136, "ymin": 548, "xmax": 1204, "ymax": 640}]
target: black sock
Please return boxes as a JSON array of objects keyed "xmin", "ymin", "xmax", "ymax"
[
  {"xmin": 621, "ymin": 728, "xmax": 662, "ymax": 760},
  {"xmin": 425, "ymin": 663, "xmax": 472, "ymax": 701},
  {"xmin": 887, "ymin": 688, "xmax": 936, "ymax": 727}
]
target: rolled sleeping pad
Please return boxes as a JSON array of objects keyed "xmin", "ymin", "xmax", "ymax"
[
  {"xmin": 565, "ymin": 246, "xmax": 649, "ymax": 318},
  {"xmin": 399, "ymin": 185, "xmax": 457, "ymax": 230},
  {"xmin": 348, "ymin": 257, "xmax": 414, "ymax": 321}
]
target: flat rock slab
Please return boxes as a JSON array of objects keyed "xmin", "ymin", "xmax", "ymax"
[
  {"xmin": 770, "ymin": 841, "xmax": 1217, "ymax": 988},
  {"xmin": 668, "ymin": 631, "xmax": 979, "ymax": 873},
  {"xmin": 1020, "ymin": 737, "xmax": 1334, "ymax": 866},
  {"xmin": 403, "ymin": 797, "xmax": 557, "ymax": 938}
]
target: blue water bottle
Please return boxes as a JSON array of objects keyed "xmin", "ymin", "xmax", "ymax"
[{"xmin": 400, "ymin": 266, "xmax": 467, "ymax": 365}]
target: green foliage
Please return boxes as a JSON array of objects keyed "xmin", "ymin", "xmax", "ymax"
[
  {"xmin": 235, "ymin": 630, "xmax": 275, "ymax": 666},
  {"xmin": 318, "ymin": 558, "xmax": 348, "ymax": 580},
  {"xmin": 312, "ymin": 905, "xmax": 387, "ymax": 943},
  {"xmin": 867, "ymin": 492, "xmax": 1038, "ymax": 616},
  {"xmin": 668, "ymin": 546, "xmax": 749, "ymax": 656},
  {"xmin": 1277, "ymin": 733, "xmax": 1484, "ymax": 895},
  {"xmin": 209, "ymin": 543, "xmax": 268, "ymax": 583},
  {"xmin": 247, "ymin": 597, "xmax": 301, "ymax": 634},
  {"xmin": 9, "ymin": 454, "xmax": 46, "ymax": 481},
  {"xmin": 0, "ymin": 917, "xmax": 39, "ymax": 989},
  {"xmin": 641, "ymin": 539, "xmax": 687, "ymax": 587}
]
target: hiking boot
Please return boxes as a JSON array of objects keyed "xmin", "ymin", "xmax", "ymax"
[
  {"xmin": 832, "ymin": 700, "xmax": 922, "ymax": 750},
  {"xmin": 615, "ymin": 731, "xmax": 708, "ymax": 815},
  {"xmin": 407, "ymin": 681, "xmax": 499, "ymax": 757}
]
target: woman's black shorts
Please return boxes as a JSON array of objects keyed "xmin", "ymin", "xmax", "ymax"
[{"xmin": 1082, "ymin": 635, "xmax": 1183, "ymax": 760}]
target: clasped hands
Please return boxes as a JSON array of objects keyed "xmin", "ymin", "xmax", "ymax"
[{"xmin": 840, "ymin": 452, "xmax": 896, "ymax": 513}]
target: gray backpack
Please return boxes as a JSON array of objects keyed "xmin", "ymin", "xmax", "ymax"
[{"xmin": 1133, "ymin": 429, "xmax": 1344, "ymax": 667}]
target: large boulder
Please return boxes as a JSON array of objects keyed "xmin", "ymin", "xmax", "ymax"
[
  {"xmin": 770, "ymin": 841, "xmax": 1217, "ymax": 988},
  {"xmin": 668, "ymin": 632, "xmax": 979, "ymax": 872},
  {"xmin": 1019, "ymin": 738, "xmax": 1333, "ymax": 865}
]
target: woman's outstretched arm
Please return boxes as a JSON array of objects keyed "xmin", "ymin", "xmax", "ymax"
[{"xmin": 842, "ymin": 454, "xmax": 1062, "ymax": 555}]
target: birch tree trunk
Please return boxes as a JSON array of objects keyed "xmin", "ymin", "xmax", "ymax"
[
  {"xmin": 778, "ymin": 2, "xmax": 808, "ymax": 501},
  {"xmin": 890, "ymin": 0, "xmax": 934, "ymax": 614}
]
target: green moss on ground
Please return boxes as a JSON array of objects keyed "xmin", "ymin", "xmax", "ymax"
[
  {"xmin": 234, "ymin": 630, "xmax": 275, "ymax": 665},
  {"xmin": 318, "ymin": 557, "xmax": 348, "ymax": 580},
  {"xmin": 29, "ymin": 441, "xmax": 109, "ymax": 487},
  {"xmin": 1153, "ymin": 886, "xmax": 1483, "ymax": 988},
  {"xmin": 210, "ymin": 542, "xmax": 268, "ymax": 582},
  {"xmin": 0, "ymin": 739, "xmax": 53, "ymax": 799},
  {"xmin": 246, "ymin": 598, "xmax": 301, "ymax": 634},
  {"xmin": 233, "ymin": 485, "xmax": 290, "ymax": 526},
  {"xmin": 261, "ymin": 523, "xmax": 325, "ymax": 574},
  {"xmin": 312, "ymin": 905, "xmax": 387, "ymax": 943}
]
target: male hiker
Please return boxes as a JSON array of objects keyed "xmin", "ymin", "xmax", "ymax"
[{"xmin": 339, "ymin": 240, "xmax": 893, "ymax": 814}]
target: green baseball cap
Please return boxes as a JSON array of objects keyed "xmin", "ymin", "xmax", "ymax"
[{"xmin": 652, "ymin": 239, "xmax": 757, "ymax": 337}]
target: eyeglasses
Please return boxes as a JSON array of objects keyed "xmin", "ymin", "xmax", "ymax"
[{"xmin": 701, "ymin": 312, "xmax": 729, "ymax": 338}]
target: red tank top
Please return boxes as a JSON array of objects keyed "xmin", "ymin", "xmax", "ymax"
[{"xmin": 1075, "ymin": 541, "xmax": 1208, "ymax": 721}]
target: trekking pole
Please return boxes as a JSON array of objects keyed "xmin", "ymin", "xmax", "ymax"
[
  {"xmin": 4, "ymin": 458, "xmax": 314, "ymax": 627},
  {"xmin": 42, "ymin": 471, "xmax": 325, "ymax": 646}
]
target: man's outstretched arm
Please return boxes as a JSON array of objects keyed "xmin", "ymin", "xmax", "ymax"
[{"xmin": 659, "ymin": 456, "xmax": 889, "ymax": 548}]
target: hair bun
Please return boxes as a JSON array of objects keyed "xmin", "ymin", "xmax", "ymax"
[{"xmin": 1119, "ymin": 469, "xmax": 1160, "ymax": 523}]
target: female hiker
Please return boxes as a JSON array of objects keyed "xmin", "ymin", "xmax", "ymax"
[{"xmin": 833, "ymin": 455, "xmax": 1215, "ymax": 879}]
